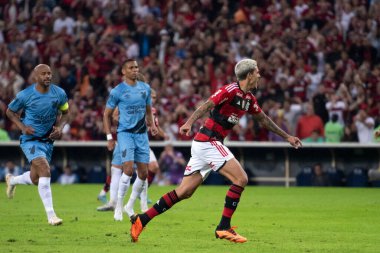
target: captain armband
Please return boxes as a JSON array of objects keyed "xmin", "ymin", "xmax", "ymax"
[{"xmin": 59, "ymin": 102, "xmax": 69, "ymax": 112}]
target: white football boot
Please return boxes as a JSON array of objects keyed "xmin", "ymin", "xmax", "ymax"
[
  {"xmin": 48, "ymin": 216, "xmax": 63, "ymax": 226},
  {"xmin": 5, "ymin": 174, "xmax": 16, "ymax": 199}
]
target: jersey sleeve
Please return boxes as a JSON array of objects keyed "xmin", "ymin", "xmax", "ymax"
[
  {"xmin": 8, "ymin": 91, "xmax": 26, "ymax": 112},
  {"xmin": 248, "ymin": 95, "xmax": 262, "ymax": 115},
  {"xmin": 146, "ymin": 86, "xmax": 152, "ymax": 106},
  {"xmin": 106, "ymin": 88, "xmax": 119, "ymax": 109},
  {"xmin": 209, "ymin": 86, "xmax": 232, "ymax": 106},
  {"xmin": 58, "ymin": 90, "xmax": 69, "ymax": 112}
]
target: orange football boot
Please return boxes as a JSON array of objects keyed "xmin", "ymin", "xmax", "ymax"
[
  {"xmin": 130, "ymin": 214, "xmax": 144, "ymax": 242},
  {"xmin": 215, "ymin": 226, "xmax": 247, "ymax": 243}
]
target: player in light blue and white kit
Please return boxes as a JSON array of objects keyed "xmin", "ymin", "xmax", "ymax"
[
  {"xmin": 6, "ymin": 64, "xmax": 69, "ymax": 226},
  {"xmin": 103, "ymin": 59, "xmax": 158, "ymax": 221}
]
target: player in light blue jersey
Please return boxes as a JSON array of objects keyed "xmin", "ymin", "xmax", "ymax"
[
  {"xmin": 103, "ymin": 59, "xmax": 158, "ymax": 221},
  {"xmin": 5, "ymin": 64, "xmax": 69, "ymax": 226}
]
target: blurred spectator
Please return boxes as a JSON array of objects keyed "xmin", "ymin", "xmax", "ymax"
[
  {"xmin": 268, "ymin": 111, "xmax": 290, "ymax": 142},
  {"xmin": 325, "ymin": 94, "xmax": 346, "ymax": 126},
  {"xmin": 302, "ymin": 129, "xmax": 324, "ymax": 143},
  {"xmin": 57, "ymin": 165, "xmax": 79, "ymax": 185},
  {"xmin": 312, "ymin": 163, "xmax": 330, "ymax": 187},
  {"xmin": 158, "ymin": 144, "xmax": 186, "ymax": 185},
  {"xmin": 354, "ymin": 109, "xmax": 375, "ymax": 143},
  {"xmin": 296, "ymin": 103, "xmax": 324, "ymax": 140},
  {"xmin": 342, "ymin": 122, "xmax": 359, "ymax": 142},
  {"xmin": 53, "ymin": 8, "xmax": 76, "ymax": 35},
  {"xmin": 374, "ymin": 126, "xmax": 380, "ymax": 143},
  {"xmin": 283, "ymin": 99, "xmax": 302, "ymax": 135},
  {"xmin": 312, "ymin": 85, "xmax": 329, "ymax": 124},
  {"xmin": 0, "ymin": 160, "xmax": 22, "ymax": 182},
  {"xmin": 324, "ymin": 114, "xmax": 344, "ymax": 143},
  {"xmin": 0, "ymin": 119, "xmax": 10, "ymax": 141}
]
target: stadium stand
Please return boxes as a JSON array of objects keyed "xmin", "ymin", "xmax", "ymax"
[
  {"xmin": 296, "ymin": 166, "xmax": 313, "ymax": 186},
  {"xmin": 346, "ymin": 168, "xmax": 369, "ymax": 187},
  {"xmin": 0, "ymin": 0, "xmax": 379, "ymax": 143},
  {"xmin": 0, "ymin": 1, "xmax": 380, "ymax": 186}
]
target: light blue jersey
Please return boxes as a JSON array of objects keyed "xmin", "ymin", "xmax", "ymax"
[
  {"xmin": 8, "ymin": 83, "xmax": 68, "ymax": 143},
  {"xmin": 106, "ymin": 81, "xmax": 151, "ymax": 134},
  {"xmin": 106, "ymin": 81, "xmax": 151, "ymax": 163}
]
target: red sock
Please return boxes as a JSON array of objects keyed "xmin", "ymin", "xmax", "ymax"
[
  {"xmin": 147, "ymin": 170, "xmax": 156, "ymax": 186},
  {"xmin": 140, "ymin": 190, "xmax": 180, "ymax": 226},
  {"xmin": 219, "ymin": 184, "xmax": 244, "ymax": 229},
  {"xmin": 103, "ymin": 175, "xmax": 111, "ymax": 192}
]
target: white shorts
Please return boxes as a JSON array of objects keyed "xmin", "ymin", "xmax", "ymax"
[
  {"xmin": 149, "ymin": 148, "xmax": 157, "ymax": 163},
  {"xmin": 184, "ymin": 140, "xmax": 234, "ymax": 180}
]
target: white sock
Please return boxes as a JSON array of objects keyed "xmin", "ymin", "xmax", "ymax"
[
  {"xmin": 140, "ymin": 179, "xmax": 149, "ymax": 210},
  {"xmin": 10, "ymin": 171, "xmax": 33, "ymax": 185},
  {"xmin": 99, "ymin": 189, "xmax": 106, "ymax": 196},
  {"xmin": 38, "ymin": 177, "xmax": 56, "ymax": 220},
  {"xmin": 110, "ymin": 167, "xmax": 122, "ymax": 205},
  {"xmin": 116, "ymin": 173, "xmax": 131, "ymax": 208},
  {"xmin": 127, "ymin": 176, "xmax": 146, "ymax": 207}
]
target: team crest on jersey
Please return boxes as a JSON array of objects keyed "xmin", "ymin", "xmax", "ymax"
[
  {"xmin": 140, "ymin": 91, "xmax": 147, "ymax": 99},
  {"xmin": 234, "ymin": 97, "xmax": 251, "ymax": 111}
]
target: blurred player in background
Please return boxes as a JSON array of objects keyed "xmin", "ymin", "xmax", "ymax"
[
  {"xmin": 125, "ymin": 88, "xmax": 168, "ymax": 215},
  {"xmin": 130, "ymin": 59, "xmax": 302, "ymax": 243},
  {"xmin": 6, "ymin": 64, "xmax": 69, "ymax": 226},
  {"xmin": 97, "ymin": 75, "xmax": 166, "ymax": 213},
  {"xmin": 96, "ymin": 107, "xmax": 123, "ymax": 211},
  {"xmin": 103, "ymin": 59, "xmax": 157, "ymax": 221}
]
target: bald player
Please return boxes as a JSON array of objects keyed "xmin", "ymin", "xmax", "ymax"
[{"xmin": 6, "ymin": 64, "xmax": 69, "ymax": 226}]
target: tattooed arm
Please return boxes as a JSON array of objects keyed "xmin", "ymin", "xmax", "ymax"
[
  {"xmin": 179, "ymin": 100, "xmax": 215, "ymax": 136},
  {"xmin": 253, "ymin": 111, "xmax": 302, "ymax": 148}
]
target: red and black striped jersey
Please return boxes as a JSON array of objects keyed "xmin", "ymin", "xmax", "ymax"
[{"xmin": 194, "ymin": 82, "xmax": 262, "ymax": 142}]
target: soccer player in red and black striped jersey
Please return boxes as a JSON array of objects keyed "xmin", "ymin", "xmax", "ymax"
[{"xmin": 130, "ymin": 59, "xmax": 302, "ymax": 243}]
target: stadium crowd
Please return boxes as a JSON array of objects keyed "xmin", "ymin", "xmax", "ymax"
[{"xmin": 0, "ymin": 0, "xmax": 380, "ymax": 143}]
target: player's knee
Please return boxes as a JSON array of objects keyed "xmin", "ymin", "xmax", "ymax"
[
  {"xmin": 235, "ymin": 174, "xmax": 248, "ymax": 187},
  {"xmin": 149, "ymin": 163, "xmax": 159, "ymax": 173},
  {"xmin": 31, "ymin": 176, "xmax": 39, "ymax": 185},
  {"xmin": 180, "ymin": 188, "xmax": 195, "ymax": 199},
  {"xmin": 122, "ymin": 167, "xmax": 133, "ymax": 176},
  {"xmin": 32, "ymin": 158, "xmax": 51, "ymax": 177},
  {"xmin": 137, "ymin": 170, "xmax": 147, "ymax": 180},
  {"xmin": 40, "ymin": 169, "xmax": 51, "ymax": 178}
]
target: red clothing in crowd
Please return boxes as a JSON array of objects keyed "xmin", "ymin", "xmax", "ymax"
[{"xmin": 296, "ymin": 114, "xmax": 324, "ymax": 139}]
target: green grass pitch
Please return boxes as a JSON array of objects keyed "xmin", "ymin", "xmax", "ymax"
[{"xmin": 1, "ymin": 184, "xmax": 380, "ymax": 253}]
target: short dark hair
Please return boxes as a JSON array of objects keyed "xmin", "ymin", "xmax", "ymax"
[{"xmin": 121, "ymin": 59, "xmax": 137, "ymax": 69}]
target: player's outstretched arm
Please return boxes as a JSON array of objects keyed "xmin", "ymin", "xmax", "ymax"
[
  {"xmin": 179, "ymin": 99, "xmax": 215, "ymax": 136},
  {"xmin": 6, "ymin": 108, "xmax": 34, "ymax": 135},
  {"xmin": 253, "ymin": 111, "xmax": 302, "ymax": 149}
]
